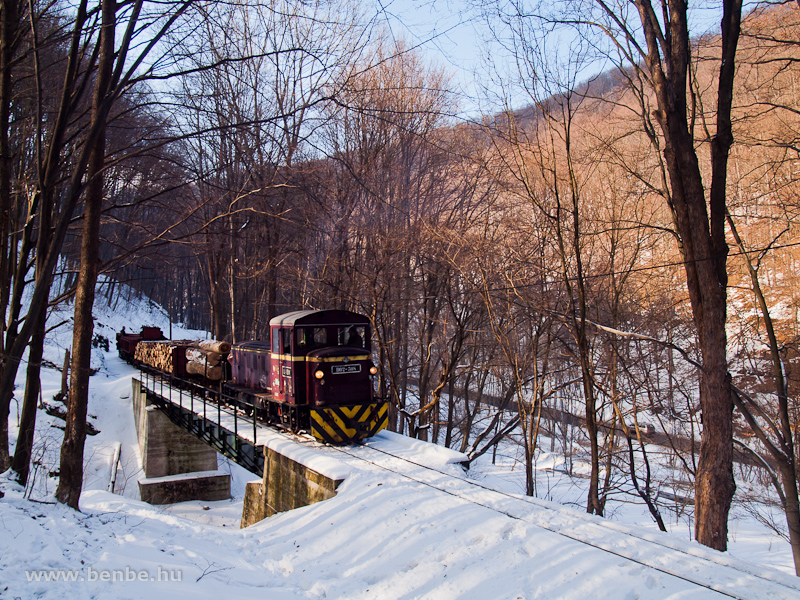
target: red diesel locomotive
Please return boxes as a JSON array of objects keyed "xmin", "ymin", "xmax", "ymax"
[
  {"xmin": 226, "ymin": 310, "xmax": 387, "ymax": 443},
  {"xmin": 118, "ymin": 309, "xmax": 388, "ymax": 444}
]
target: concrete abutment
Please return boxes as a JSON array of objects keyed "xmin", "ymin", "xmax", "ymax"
[{"xmin": 241, "ymin": 446, "xmax": 344, "ymax": 527}]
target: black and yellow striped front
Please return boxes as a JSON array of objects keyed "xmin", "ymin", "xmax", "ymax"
[{"xmin": 310, "ymin": 401, "xmax": 388, "ymax": 444}]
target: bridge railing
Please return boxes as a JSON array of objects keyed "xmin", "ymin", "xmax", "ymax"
[{"xmin": 138, "ymin": 365, "xmax": 264, "ymax": 476}]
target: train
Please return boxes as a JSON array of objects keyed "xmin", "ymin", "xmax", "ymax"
[{"xmin": 117, "ymin": 309, "xmax": 389, "ymax": 444}]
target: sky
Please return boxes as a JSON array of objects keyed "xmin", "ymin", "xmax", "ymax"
[
  {"xmin": 372, "ymin": 0, "xmax": 492, "ymax": 116},
  {"xmin": 370, "ymin": 0, "xmax": 614, "ymax": 118},
  {"xmin": 375, "ymin": 0, "xmax": 484, "ymax": 69},
  {"xmin": 371, "ymin": 0, "xmax": 754, "ymax": 119}
]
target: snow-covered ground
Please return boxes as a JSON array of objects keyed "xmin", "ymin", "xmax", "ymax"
[{"xmin": 1, "ymin": 288, "xmax": 799, "ymax": 598}]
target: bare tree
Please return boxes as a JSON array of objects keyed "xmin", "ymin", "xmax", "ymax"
[
  {"xmin": 478, "ymin": 0, "xmax": 746, "ymax": 549},
  {"xmin": 55, "ymin": 0, "xmax": 194, "ymax": 508},
  {"xmin": 311, "ymin": 39, "xmax": 458, "ymax": 436}
]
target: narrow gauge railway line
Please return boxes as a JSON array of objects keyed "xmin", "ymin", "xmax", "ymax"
[{"xmin": 323, "ymin": 442, "xmax": 800, "ymax": 600}]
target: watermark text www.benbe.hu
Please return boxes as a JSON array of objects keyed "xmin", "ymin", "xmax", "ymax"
[{"xmin": 25, "ymin": 566, "xmax": 183, "ymax": 583}]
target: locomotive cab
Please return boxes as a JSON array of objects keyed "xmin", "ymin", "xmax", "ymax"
[
  {"xmin": 268, "ymin": 309, "xmax": 387, "ymax": 442},
  {"xmin": 269, "ymin": 310, "xmax": 372, "ymax": 405}
]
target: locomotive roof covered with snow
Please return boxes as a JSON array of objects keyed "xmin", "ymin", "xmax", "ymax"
[{"xmin": 117, "ymin": 309, "xmax": 388, "ymax": 444}]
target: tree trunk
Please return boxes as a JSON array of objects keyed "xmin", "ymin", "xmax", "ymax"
[
  {"xmin": 0, "ymin": 0, "xmax": 20, "ymax": 471},
  {"xmin": 55, "ymin": 0, "xmax": 115, "ymax": 509},
  {"xmin": 0, "ymin": 0, "xmax": 91, "ymax": 472},
  {"xmin": 626, "ymin": 0, "xmax": 741, "ymax": 551},
  {"xmin": 10, "ymin": 305, "xmax": 45, "ymax": 485},
  {"xmin": 779, "ymin": 461, "xmax": 800, "ymax": 575},
  {"xmin": 727, "ymin": 213, "xmax": 800, "ymax": 573}
]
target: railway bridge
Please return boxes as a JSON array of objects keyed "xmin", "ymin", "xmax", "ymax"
[{"xmin": 132, "ymin": 369, "xmax": 348, "ymax": 517}]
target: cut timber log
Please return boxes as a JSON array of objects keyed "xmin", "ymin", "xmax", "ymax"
[
  {"xmin": 186, "ymin": 360, "xmax": 222, "ymax": 380},
  {"xmin": 135, "ymin": 340, "xmax": 192, "ymax": 374},
  {"xmin": 199, "ymin": 340, "xmax": 231, "ymax": 354},
  {"xmin": 186, "ymin": 347, "xmax": 222, "ymax": 366},
  {"xmin": 135, "ymin": 338, "xmax": 229, "ymax": 379}
]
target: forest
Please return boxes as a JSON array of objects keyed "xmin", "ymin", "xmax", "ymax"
[{"xmin": 1, "ymin": 0, "xmax": 800, "ymax": 575}]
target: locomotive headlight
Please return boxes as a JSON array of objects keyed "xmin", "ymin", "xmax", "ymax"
[
  {"xmin": 314, "ymin": 370, "xmax": 324, "ymax": 379},
  {"xmin": 370, "ymin": 366, "xmax": 378, "ymax": 375}
]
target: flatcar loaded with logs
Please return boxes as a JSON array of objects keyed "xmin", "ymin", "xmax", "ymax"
[{"xmin": 116, "ymin": 309, "xmax": 388, "ymax": 444}]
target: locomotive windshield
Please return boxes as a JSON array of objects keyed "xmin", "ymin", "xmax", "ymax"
[
  {"xmin": 339, "ymin": 325, "xmax": 366, "ymax": 348},
  {"xmin": 295, "ymin": 324, "xmax": 367, "ymax": 351},
  {"xmin": 296, "ymin": 327, "xmax": 327, "ymax": 351}
]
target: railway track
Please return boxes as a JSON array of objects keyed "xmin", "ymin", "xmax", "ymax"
[{"xmin": 320, "ymin": 440, "xmax": 800, "ymax": 600}]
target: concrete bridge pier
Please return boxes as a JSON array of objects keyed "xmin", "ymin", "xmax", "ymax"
[{"xmin": 132, "ymin": 379, "xmax": 230, "ymax": 504}]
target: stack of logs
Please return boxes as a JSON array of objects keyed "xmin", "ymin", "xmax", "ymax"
[
  {"xmin": 185, "ymin": 340, "xmax": 231, "ymax": 380},
  {"xmin": 135, "ymin": 339, "xmax": 231, "ymax": 380},
  {"xmin": 134, "ymin": 340, "xmax": 187, "ymax": 374}
]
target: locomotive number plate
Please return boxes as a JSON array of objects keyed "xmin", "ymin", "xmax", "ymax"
[
  {"xmin": 331, "ymin": 364, "xmax": 361, "ymax": 375},
  {"xmin": 281, "ymin": 366, "xmax": 292, "ymax": 377}
]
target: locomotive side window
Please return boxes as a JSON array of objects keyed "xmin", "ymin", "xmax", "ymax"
[
  {"xmin": 272, "ymin": 330, "xmax": 280, "ymax": 354},
  {"xmin": 282, "ymin": 329, "xmax": 292, "ymax": 355},
  {"xmin": 313, "ymin": 327, "xmax": 326, "ymax": 346}
]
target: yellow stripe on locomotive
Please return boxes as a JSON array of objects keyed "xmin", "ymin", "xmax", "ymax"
[{"xmin": 310, "ymin": 401, "xmax": 388, "ymax": 444}]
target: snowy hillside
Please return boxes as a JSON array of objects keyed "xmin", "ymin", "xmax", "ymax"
[{"xmin": 1, "ymin": 289, "xmax": 799, "ymax": 598}]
